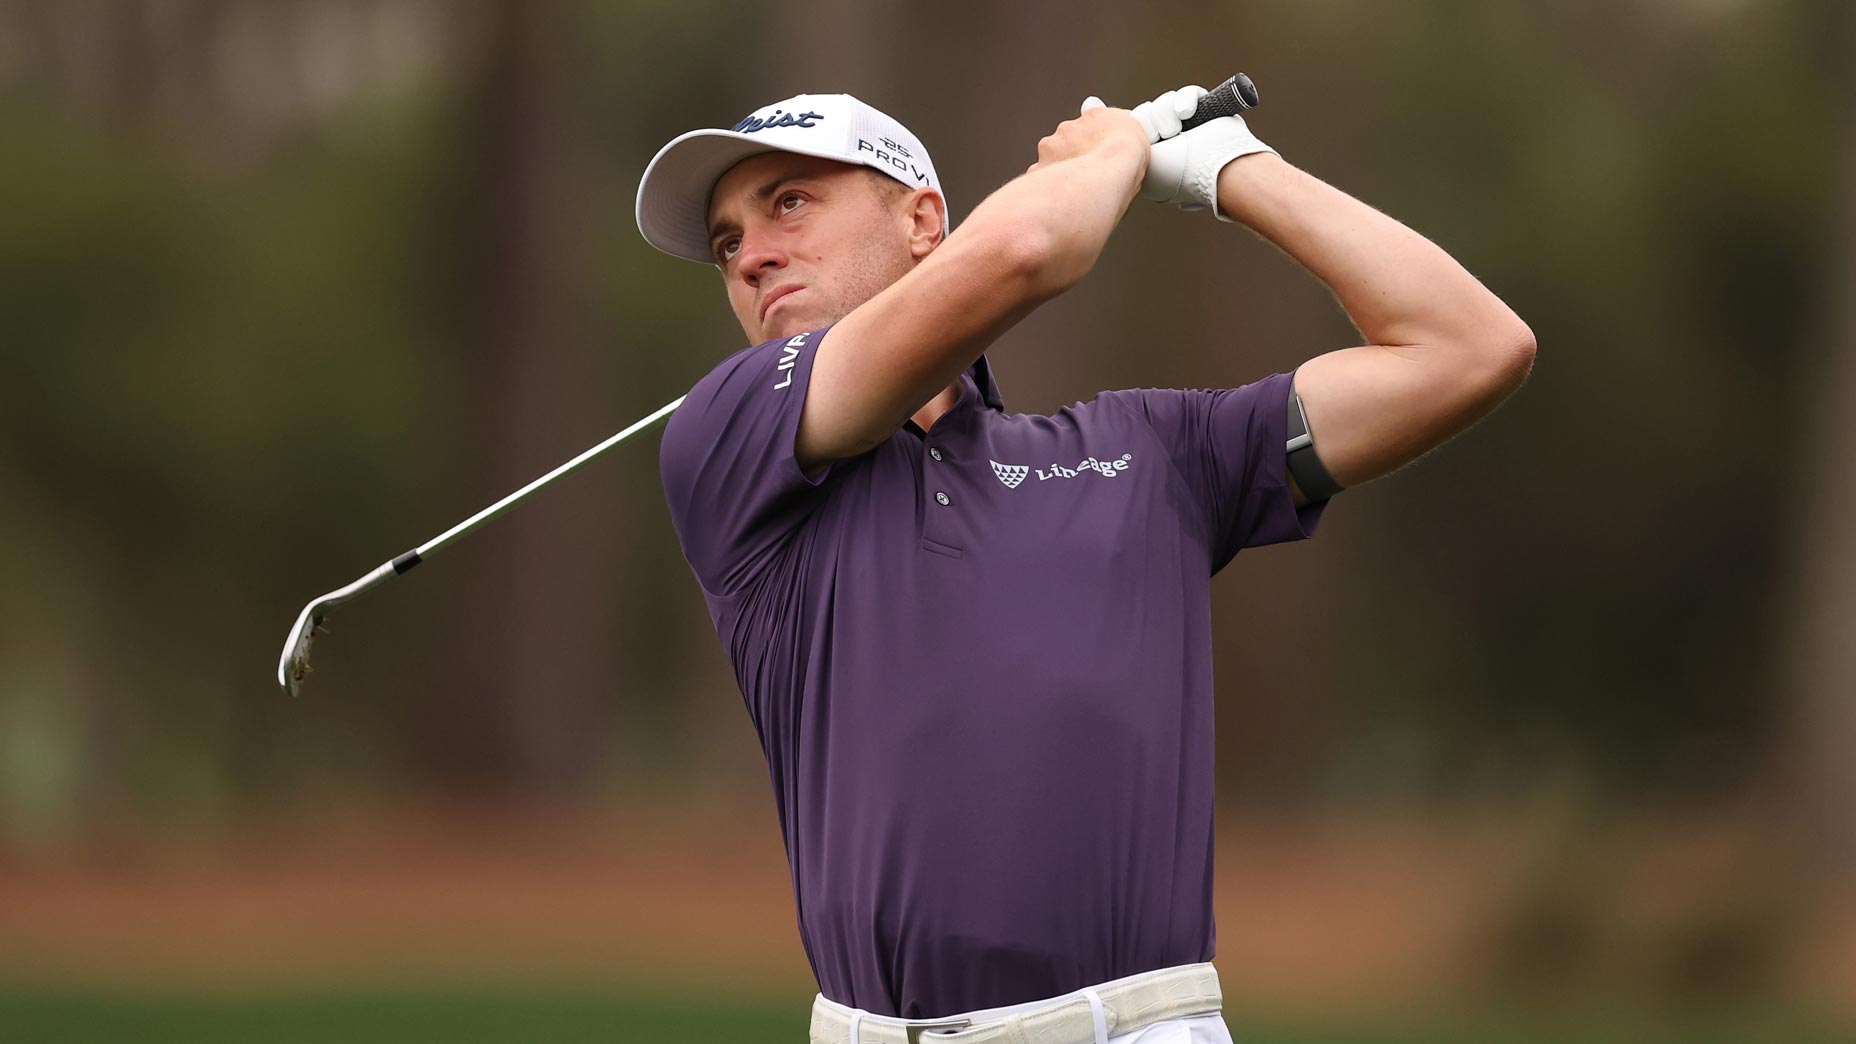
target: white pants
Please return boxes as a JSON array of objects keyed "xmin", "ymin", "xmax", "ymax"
[{"xmin": 811, "ymin": 963, "xmax": 1236, "ymax": 1044}]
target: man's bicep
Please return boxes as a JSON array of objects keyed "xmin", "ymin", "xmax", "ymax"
[
  {"xmin": 1289, "ymin": 340, "xmax": 1531, "ymax": 493},
  {"xmin": 661, "ymin": 336, "xmax": 835, "ymax": 596},
  {"xmin": 1201, "ymin": 373, "xmax": 1326, "ymax": 558}
]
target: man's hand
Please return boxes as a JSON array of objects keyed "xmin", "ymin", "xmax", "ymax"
[
  {"xmin": 1128, "ymin": 85, "xmax": 1207, "ymax": 143},
  {"xmin": 1025, "ymin": 99, "xmax": 1150, "ymax": 180},
  {"xmin": 1120, "ymin": 83, "xmax": 1276, "ymax": 220}
]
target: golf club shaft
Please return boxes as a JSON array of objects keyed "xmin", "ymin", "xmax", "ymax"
[
  {"xmin": 283, "ymin": 73, "xmax": 1256, "ymax": 695},
  {"xmin": 276, "ymin": 393, "xmax": 686, "ymax": 696},
  {"xmin": 405, "ymin": 394, "xmax": 687, "ymax": 568},
  {"xmin": 407, "ymin": 73, "xmax": 1244, "ymax": 557}
]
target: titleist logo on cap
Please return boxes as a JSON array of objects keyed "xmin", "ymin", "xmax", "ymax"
[{"xmin": 734, "ymin": 109, "xmax": 825, "ymax": 133}]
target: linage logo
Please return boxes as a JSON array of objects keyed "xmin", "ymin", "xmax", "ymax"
[
  {"xmin": 734, "ymin": 109, "xmax": 823, "ymax": 133},
  {"xmin": 857, "ymin": 138, "xmax": 930, "ymax": 185},
  {"xmin": 991, "ymin": 454, "xmax": 1133, "ymax": 488},
  {"xmin": 772, "ymin": 333, "xmax": 809, "ymax": 389}
]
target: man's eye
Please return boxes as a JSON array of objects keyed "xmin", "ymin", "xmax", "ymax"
[
  {"xmin": 779, "ymin": 192, "xmax": 803, "ymax": 213},
  {"xmin": 718, "ymin": 237, "xmax": 740, "ymax": 262}
]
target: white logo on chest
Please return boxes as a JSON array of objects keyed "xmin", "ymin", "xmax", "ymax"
[
  {"xmin": 990, "ymin": 461, "xmax": 1028, "ymax": 488},
  {"xmin": 990, "ymin": 454, "xmax": 1132, "ymax": 488}
]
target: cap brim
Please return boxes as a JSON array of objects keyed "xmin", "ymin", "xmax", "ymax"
[{"xmin": 635, "ymin": 129, "xmax": 864, "ymax": 264}]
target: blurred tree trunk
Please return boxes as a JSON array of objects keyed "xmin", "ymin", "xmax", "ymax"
[
  {"xmin": 918, "ymin": 0, "xmax": 1132, "ymax": 406},
  {"xmin": 417, "ymin": 0, "xmax": 616, "ymax": 794},
  {"xmin": 1780, "ymin": 0, "xmax": 1856, "ymax": 865}
]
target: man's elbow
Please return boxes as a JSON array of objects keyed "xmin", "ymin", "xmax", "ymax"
[
  {"xmin": 1462, "ymin": 310, "xmax": 1536, "ymax": 408},
  {"xmin": 1489, "ymin": 317, "xmax": 1537, "ymax": 395},
  {"xmin": 988, "ymin": 219, "xmax": 1069, "ymax": 300},
  {"xmin": 978, "ymin": 216, "xmax": 1101, "ymax": 302}
]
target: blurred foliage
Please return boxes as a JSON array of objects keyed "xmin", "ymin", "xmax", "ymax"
[
  {"xmin": 0, "ymin": 0, "xmax": 1846, "ymax": 836},
  {"xmin": 1, "ymin": 0, "xmax": 1851, "ymax": 1031}
]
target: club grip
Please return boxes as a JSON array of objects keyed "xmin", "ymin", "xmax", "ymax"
[{"xmin": 1180, "ymin": 73, "xmax": 1260, "ymax": 132}]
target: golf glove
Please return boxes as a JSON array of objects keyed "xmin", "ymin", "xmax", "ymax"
[
  {"xmin": 1087, "ymin": 84, "xmax": 1278, "ymax": 222},
  {"xmin": 1080, "ymin": 89, "xmax": 1203, "ymax": 146},
  {"xmin": 1129, "ymin": 85, "xmax": 1206, "ymax": 143}
]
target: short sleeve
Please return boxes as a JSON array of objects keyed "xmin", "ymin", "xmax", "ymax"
[
  {"xmin": 659, "ymin": 326, "xmax": 838, "ymax": 598},
  {"xmin": 1100, "ymin": 369, "xmax": 1328, "ymax": 574}
]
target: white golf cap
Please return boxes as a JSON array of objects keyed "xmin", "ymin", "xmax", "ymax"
[{"xmin": 635, "ymin": 93, "xmax": 948, "ymax": 264}]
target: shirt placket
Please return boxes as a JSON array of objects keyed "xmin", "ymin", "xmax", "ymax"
[{"xmin": 920, "ymin": 438, "xmax": 964, "ymax": 555}]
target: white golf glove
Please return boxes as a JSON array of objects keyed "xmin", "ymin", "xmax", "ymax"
[
  {"xmin": 1086, "ymin": 84, "xmax": 1278, "ymax": 222},
  {"xmin": 1130, "ymin": 85, "xmax": 1206, "ymax": 143}
]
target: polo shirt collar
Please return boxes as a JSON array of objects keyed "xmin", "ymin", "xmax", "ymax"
[
  {"xmin": 901, "ymin": 355, "xmax": 1003, "ymax": 439},
  {"xmin": 970, "ymin": 354, "xmax": 1006, "ymax": 412}
]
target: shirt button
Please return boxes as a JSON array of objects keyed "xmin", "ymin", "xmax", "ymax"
[
  {"xmin": 935, "ymin": 491, "xmax": 951, "ymax": 506},
  {"xmin": 929, "ymin": 447, "xmax": 943, "ymax": 461}
]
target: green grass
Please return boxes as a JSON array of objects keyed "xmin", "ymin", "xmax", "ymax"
[
  {"xmin": 0, "ymin": 990, "xmax": 1846, "ymax": 1044},
  {"xmin": 0, "ymin": 990, "xmax": 791, "ymax": 1044}
]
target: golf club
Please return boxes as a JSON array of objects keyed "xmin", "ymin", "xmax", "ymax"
[
  {"xmin": 275, "ymin": 394, "xmax": 684, "ymax": 697},
  {"xmin": 274, "ymin": 72, "xmax": 1259, "ymax": 698}
]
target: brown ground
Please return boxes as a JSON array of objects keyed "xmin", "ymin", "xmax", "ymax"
[{"xmin": 0, "ymin": 797, "xmax": 1849, "ymax": 1019}]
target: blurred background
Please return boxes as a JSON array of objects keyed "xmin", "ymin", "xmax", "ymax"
[{"xmin": 1, "ymin": 1, "xmax": 1852, "ymax": 1041}]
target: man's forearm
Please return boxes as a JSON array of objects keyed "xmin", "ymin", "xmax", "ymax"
[
  {"xmin": 960, "ymin": 133, "xmax": 1146, "ymax": 299},
  {"xmin": 1216, "ymin": 154, "xmax": 1532, "ymax": 353}
]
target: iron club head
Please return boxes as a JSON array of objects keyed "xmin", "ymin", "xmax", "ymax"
[
  {"xmin": 277, "ymin": 600, "xmax": 329, "ymax": 698},
  {"xmin": 276, "ymin": 560, "xmax": 402, "ymax": 697}
]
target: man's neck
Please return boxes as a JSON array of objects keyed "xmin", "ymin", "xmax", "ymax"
[{"xmin": 910, "ymin": 380, "xmax": 963, "ymax": 434}]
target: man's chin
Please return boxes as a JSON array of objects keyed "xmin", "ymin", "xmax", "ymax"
[{"xmin": 763, "ymin": 306, "xmax": 842, "ymax": 343}]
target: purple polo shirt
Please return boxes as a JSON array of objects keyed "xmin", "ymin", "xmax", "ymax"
[{"xmin": 659, "ymin": 325, "xmax": 1326, "ymax": 1018}]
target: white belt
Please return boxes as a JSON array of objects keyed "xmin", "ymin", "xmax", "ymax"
[{"xmin": 808, "ymin": 962, "xmax": 1222, "ymax": 1044}]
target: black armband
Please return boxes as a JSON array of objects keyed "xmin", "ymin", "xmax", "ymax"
[{"xmin": 1286, "ymin": 389, "xmax": 1344, "ymax": 502}]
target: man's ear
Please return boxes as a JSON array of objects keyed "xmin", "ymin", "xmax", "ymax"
[{"xmin": 905, "ymin": 189, "xmax": 947, "ymax": 259}]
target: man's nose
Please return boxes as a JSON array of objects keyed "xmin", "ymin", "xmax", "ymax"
[{"xmin": 736, "ymin": 233, "xmax": 788, "ymax": 285}]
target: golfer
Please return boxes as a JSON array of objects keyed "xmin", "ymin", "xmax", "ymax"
[{"xmin": 636, "ymin": 84, "xmax": 1533, "ymax": 1044}]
